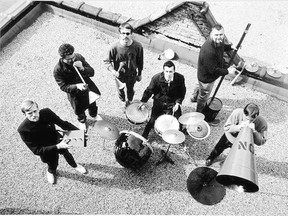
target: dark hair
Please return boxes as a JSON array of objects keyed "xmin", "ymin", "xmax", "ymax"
[
  {"xmin": 211, "ymin": 24, "xmax": 224, "ymax": 31},
  {"xmin": 21, "ymin": 100, "xmax": 38, "ymax": 114},
  {"xmin": 163, "ymin": 60, "xmax": 175, "ymax": 70},
  {"xmin": 119, "ymin": 22, "xmax": 134, "ymax": 33},
  {"xmin": 58, "ymin": 43, "xmax": 74, "ymax": 58},
  {"xmin": 243, "ymin": 103, "xmax": 259, "ymax": 119}
]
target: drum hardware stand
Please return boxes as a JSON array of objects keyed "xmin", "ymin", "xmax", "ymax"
[
  {"xmin": 156, "ymin": 144, "xmax": 175, "ymax": 165},
  {"xmin": 182, "ymin": 142, "xmax": 198, "ymax": 167}
]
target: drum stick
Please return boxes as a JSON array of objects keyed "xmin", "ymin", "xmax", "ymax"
[
  {"xmin": 114, "ymin": 62, "xmax": 125, "ymax": 89},
  {"xmin": 230, "ymin": 63, "xmax": 246, "ymax": 85}
]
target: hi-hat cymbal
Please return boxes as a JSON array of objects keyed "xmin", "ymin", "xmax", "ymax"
[
  {"xmin": 94, "ymin": 120, "xmax": 119, "ymax": 140},
  {"xmin": 162, "ymin": 129, "xmax": 185, "ymax": 144},
  {"xmin": 178, "ymin": 112, "xmax": 205, "ymax": 125}
]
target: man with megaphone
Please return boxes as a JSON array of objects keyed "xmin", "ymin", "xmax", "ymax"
[
  {"xmin": 205, "ymin": 103, "xmax": 268, "ymax": 166},
  {"xmin": 54, "ymin": 43, "xmax": 101, "ymax": 131}
]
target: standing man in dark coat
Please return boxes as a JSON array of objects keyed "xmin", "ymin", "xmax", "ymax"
[
  {"xmin": 196, "ymin": 24, "xmax": 236, "ymax": 125},
  {"xmin": 139, "ymin": 61, "xmax": 186, "ymax": 139},
  {"xmin": 18, "ymin": 100, "xmax": 87, "ymax": 184},
  {"xmin": 54, "ymin": 43, "xmax": 101, "ymax": 130}
]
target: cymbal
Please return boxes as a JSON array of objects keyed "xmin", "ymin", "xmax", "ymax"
[
  {"xmin": 187, "ymin": 120, "xmax": 210, "ymax": 140},
  {"xmin": 178, "ymin": 112, "xmax": 205, "ymax": 125},
  {"xmin": 162, "ymin": 129, "xmax": 185, "ymax": 144},
  {"xmin": 94, "ymin": 120, "xmax": 119, "ymax": 140},
  {"xmin": 187, "ymin": 167, "xmax": 226, "ymax": 205}
]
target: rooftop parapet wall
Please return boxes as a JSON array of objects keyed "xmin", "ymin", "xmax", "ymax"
[{"xmin": 0, "ymin": 0, "xmax": 287, "ymax": 101}]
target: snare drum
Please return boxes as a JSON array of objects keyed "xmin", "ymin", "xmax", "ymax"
[
  {"xmin": 187, "ymin": 120, "xmax": 210, "ymax": 140},
  {"xmin": 114, "ymin": 130, "xmax": 153, "ymax": 169},
  {"xmin": 154, "ymin": 114, "xmax": 179, "ymax": 136},
  {"xmin": 125, "ymin": 101, "xmax": 149, "ymax": 125}
]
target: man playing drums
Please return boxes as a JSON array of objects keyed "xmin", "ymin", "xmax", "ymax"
[{"xmin": 139, "ymin": 61, "xmax": 186, "ymax": 139}]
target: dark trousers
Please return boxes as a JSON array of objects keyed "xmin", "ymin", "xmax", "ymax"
[
  {"xmin": 68, "ymin": 92, "xmax": 98, "ymax": 123},
  {"xmin": 207, "ymin": 133, "xmax": 233, "ymax": 161},
  {"xmin": 118, "ymin": 75, "xmax": 137, "ymax": 102},
  {"xmin": 142, "ymin": 103, "xmax": 182, "ymax": 139},
  {"xmin": 77, "ymin": 102, "xmax": 98, "ymax": 123},
  {"xmin": 40, "ymin": 149, "xmax": 77, "ymax": 174}
]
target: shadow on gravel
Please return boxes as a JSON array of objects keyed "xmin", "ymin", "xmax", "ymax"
[
  {"xmin": 58, "ymin": 152, "xmax": 190, "ymax": 195},
  {"xmin": 256, "ymin": 157, "xmax": 288, "ymax": 179}
]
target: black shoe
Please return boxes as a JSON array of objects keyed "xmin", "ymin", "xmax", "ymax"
[
  {"xmin": 207, "ymin": 118, "xmax": 221, "ymax": 127},
  {"xmin": 205, "ymin": 158, "xmax": 214, "ymax": 166}
]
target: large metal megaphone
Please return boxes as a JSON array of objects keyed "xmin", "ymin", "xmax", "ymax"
[{"xmin": 216, "ymin": 126, "xmax": 259, "ymax": 192}]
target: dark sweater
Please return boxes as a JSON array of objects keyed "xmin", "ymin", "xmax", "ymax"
[
  {"xmin": 104, "ymin": 40, "xmax": 144, "ymax": 76},
  {"xmin": 197, "ymin": 38, "xmax": 232, "ymax": 83},
  {"xmin": 18, "ymin": 108, "xmax": 78, "ymax": 156}
]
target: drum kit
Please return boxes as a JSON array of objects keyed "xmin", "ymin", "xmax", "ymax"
[{"xmin": 84, "ymin": 100, "xmax": 211, "ymax": 169}]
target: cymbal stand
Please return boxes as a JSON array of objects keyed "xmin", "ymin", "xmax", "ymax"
[
  {"xmin": 156, "ymin": 144, "xmax": 174, "ymax": 165},
  {"xmin": 182, "ymin": 141, "xmax": 198, "ymax": 167}
]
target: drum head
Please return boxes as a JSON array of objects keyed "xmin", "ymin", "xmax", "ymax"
[
  {"xmin": 125, "ymin": 102, "xmax": 149, "ymax": 124},
  {"xmin": 187, "ymin": 120, "xmax": 210, "ymax": 140},
  {"xmin": 206, "ymin": 97, "xmax": 223, "ymax": 111},
  {"xmin": 154, "ymin": 114, "xmax": 179, "ymax": 136},
  {"xmin": 114, "ymin": 131, "xmax": 153, "ymax": 170}
]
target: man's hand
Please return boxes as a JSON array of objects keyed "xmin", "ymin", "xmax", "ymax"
[
  {"xmin": 112, "ymin": 69, "xmax": 119, "ymax": 78},
  {"xmin": 138, "ymin": 102, "xmax": 146, "ymax": 110},
  {"xmin": 228, "ymin": 65, "xmax": 237, "ymax": 74},
  {"xmin": 57, "ymin": 138, "xmax": 71, "ymax": 149},
  {"xmin": 173, "ymin": 103, "xmax": 180, "ymax": 113},
  {"xmin": 76, "ymin": 83, "xmax": 88, "ymax": 91},
  {"xmin": 248, "ymin": 122, "xmax": 256, "ymax": 132},
  {"xmin": 73, "ymin": 61, "xmax": 84, "ymax": 71},
  {"xmin": 237, "ymin": 120, "xmax": 249, "ymax": 131},
  {"xmin": 136, "ymin": 75, "xmax": 142, "ymax": 82}
]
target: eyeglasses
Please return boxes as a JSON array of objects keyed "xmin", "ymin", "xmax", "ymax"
[
  {"xmin": 120, "ymin": 32, "xmax": 131, "ymax": 36},
  {"xmin": 63, "ymin": 54, "xmax": 75, "ymax": 62}
]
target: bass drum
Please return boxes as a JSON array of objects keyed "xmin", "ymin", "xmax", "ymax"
[{"xmin": 114, "ymin": 130, "xmax": 153, "ymax": 170}]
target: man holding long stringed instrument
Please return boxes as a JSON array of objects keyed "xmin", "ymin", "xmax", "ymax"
[
  {"xmin": 196, "ymin": 24, "xmax": 237, "ymax": 125},
  {"xmin": 54, "ymin": 43, "xmax": 101, "ymax": 131}
]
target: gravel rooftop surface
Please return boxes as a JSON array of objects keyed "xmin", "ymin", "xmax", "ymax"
[{"xmin": 0, "ymin": 2, "xmax": 288, "ymax": 215}]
